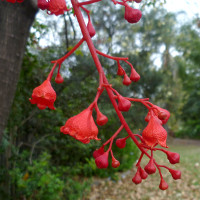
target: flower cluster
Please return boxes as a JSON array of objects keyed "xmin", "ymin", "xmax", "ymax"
[{"xmin": 27, "ymin": 0, "xmax": 181, "ymax": 191}]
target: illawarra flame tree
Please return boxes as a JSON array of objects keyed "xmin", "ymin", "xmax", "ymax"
[{"xmin": 8, "ymin": 0, "xmax": 181, "ymax": 190}]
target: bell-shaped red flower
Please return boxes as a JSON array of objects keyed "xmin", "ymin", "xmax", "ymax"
[
  {"xmin": 142, "ymin": 115, "xmax": 168, "ymax": 148},
  {"xmin": 87, "ymin": 21, "xmax": 96, "ymax": 38},
  {"xmin": 124, "ymin": 6, "xmax": 142, "ymax": 24},
  {"xmin": 29, "ymin": 80, "xmax": 56, "ymax": 110},
  {"xmin": 60, "ymin": 108, "xmax": 99, "ymax": 144},
  {"xmin": 95, "ymin": 151, "xmax": 109, "ymax": 169},
  {"xmin": 118, "ymin": 95, "xmax": 131, "ymax": 112},
  {"xmin": 47, "ymin": 0, "xmax": 69, "ymax": 16}
]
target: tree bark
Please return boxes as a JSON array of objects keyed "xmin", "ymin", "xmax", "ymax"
[{"xmin": 0, "ymin": 0, "xmax": 38, "ymax": 143}]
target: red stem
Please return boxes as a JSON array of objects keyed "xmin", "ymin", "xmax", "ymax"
[{"xmin": 71, "ymin": 0, "xmax": 151, "ymax": 159}]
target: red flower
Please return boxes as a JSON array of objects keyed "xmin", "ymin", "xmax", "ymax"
[
  {"xmin": 29, "ymin": 80, "xmax": 56, "ymax": 110},
  {"xmin": 142, "ymin": 115, "xmax": 168, "ymax": 148},
  {"xmin": 60, "ymin": 108, "xmax": 100, "ymax": 144},
  {"xmin": 48, "ymin": 0, "xmax": 69, "ymax": 16}
]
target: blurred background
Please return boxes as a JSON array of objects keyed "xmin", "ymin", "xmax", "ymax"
[{"xmin": 0, "ymin": 0, "xmax": 200, "ymax": 199}]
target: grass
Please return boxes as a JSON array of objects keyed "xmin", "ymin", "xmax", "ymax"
[{"xmin": 86, "ymin": 142, "xmax": 200, "ymax": 200}]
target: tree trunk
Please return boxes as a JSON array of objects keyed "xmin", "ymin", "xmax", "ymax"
[{"xmin": 0, "ymin": 1, "xmax": 38, "ymax": 143}]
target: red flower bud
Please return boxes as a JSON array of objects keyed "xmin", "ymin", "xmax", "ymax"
[
  {"xmin": 123, "ymin": 74, "xmax": 132, "ymax": 86},
  {"xmin": 55, "ymin": 73, "xmax": 64, "ymax": 84},
  {"xmin": 139, "ymin": 167, "xmax": 148, "ymax": 179},
  {"xmin": 130, "ymin": 68, "xmax": 140, "ymax": 82},
  {"xmin": 117, "ymin": 63, "xmax": 124, "ymax": 76},
  {"xmin": 93, "ymin": 146, "xmax": 105, "ymax": 159},
  {"xmin": 159, "ymin": 178, "xmax": 168, "ymax": 190},
  {"xmin": 145, "ymin": 111, "xmax": 151, "ymax": 122},
  {"xmin": 168, "ymin": 169, "xmax": 181, "ymax": 180},
  {"xmin": 48, "ymin": 0, "xmax": 69, "ymax": 16},
  {"xmin": 29, "ymin": 80, "xmax": 56, "ymax": 110},
  {"xmin": 116, "ymin": 138, "xmax": 126, "ymax": 148},
  {"xmin": 6, "ymin": 0, "xmax": 16, "ymax": 3},
  {"xmin": 135, "ymin": 0, "xmax": 142, "ymax": 3},
  {"xmin": 87, "ymin": 21, "xmax": 96, "ymax": 38},
  {"xmin": 118, "ymin": 95, "xmax": 131, "ymax": 112},
  {"xmin": 112, "ymin": 158, "xmax": 120, "ymax": 168},
  {"xmin": 38, "ymin": 0, "xmax": 49, "ymax": 10},
  {"xmin": 95, "ymin": 151, "xmax": 109, "ymax": 169},
  {"xmin": 96, "ymin": 110, "xmax": 108, "ymax": 126},
  {"xmin": 142, "ymin": 115, "xmax": 167, "ymax": 148},
  {"xmin": 132, "ymin": 170, "xmax": 142, "ymax": 184},
  {"xmin": 60, "ymin": 108, "xmax": 100, "ymax": 144},
  {"xmin": 166, "ymin": 151, "xmax": 180, "ymax": 164},
  {"xmin": 144, "ymin": 158, "xmax": 156, "ymax": 174},
  {"xmin": 124, "ymin": 6, "xmax": 142, "ymax": 24},
  {"xmin": 153, "ymin": 105, "xmax": 170, "ymax": 125}
]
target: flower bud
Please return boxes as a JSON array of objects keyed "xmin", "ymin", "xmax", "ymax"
[
  {"xmin": 144, "ymin": 158, "xmax": 156, "ymax": 174},
  {"xmin": 132, "ymin": 170, "xmax": 142, "ymax": 184},
  {"xmin": 135, "ymin": 0, "xmax": 142, "ymax": 3},
  {"xmin": 158, "ymin": 111, "xmax": 167, "ymax": 120},
  {"xmin": 116, "ymin": 138, "xmax": 126, "ymax": 148},
  {"xmin": 38, "ymin": 0, "xmax": 49, "ymax": 10},
  {"xmin": 144, "ymin": 112, "xmax": 151, "ymax": 122},
  {"xmin": 139, "ymin": 167, "xmax": 148, "ymax": 179},
  {"xmin": 117, "ymin": 63, "xmax": 124, "ymax": 76},
  {"xmin": 93, "ymin": 146, "xmax": 105, "ymax": 159},
  {"xmin": 96, "ymin": 111, "xmax": 108, "ymax": 126},
  {"xmin": 87, "ymin": 21, "xmax": 96, "ymax": 38},
  {"xmin": 166, "ymin": 151, "xmax": 180, "ymax": 164},
  {"xmin": 95, "ymin": 151, "xmax": 109, "ymax": 169},
  {"xmin": 124, "ymin": 6, "xmax": 142, "ymax": 24},
  {"xmin": 159, "ymin": 178, "xmax": 168, "ymax": 190},
  {"xmin": 168, "ymin": 169, "xmax": 181, "ymax": 180},
  {"xmin": 118, "ymin": 95, "xmax": 131, "ymax": 112},
  {"xmin": 55, "ymin": 73, "xmax": 64, "ymax": 84},
  {"xmin": 112, "ymin": 158, "xmax": 120, "ymax": 168},
  {"xmin": 130, "ymin": 68, "xmax": 140, "ymax": 82},
  {"xmin": 123, "ymin": 73, "xmax": 132, "ymax": 86}
]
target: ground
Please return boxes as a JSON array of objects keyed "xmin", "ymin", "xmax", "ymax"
[{"xmin": 85, "ymin": 139, "xmax": 200, "ymax": 200}]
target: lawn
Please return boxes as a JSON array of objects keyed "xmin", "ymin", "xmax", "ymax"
[{"xmin": 86, "ymin": 142, "xmax": 200, "ymax": 200}]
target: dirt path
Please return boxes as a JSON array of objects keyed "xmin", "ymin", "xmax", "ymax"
[{"xmin": 85, "ymin": 142, "xmax": 200, "ymax": 200}]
